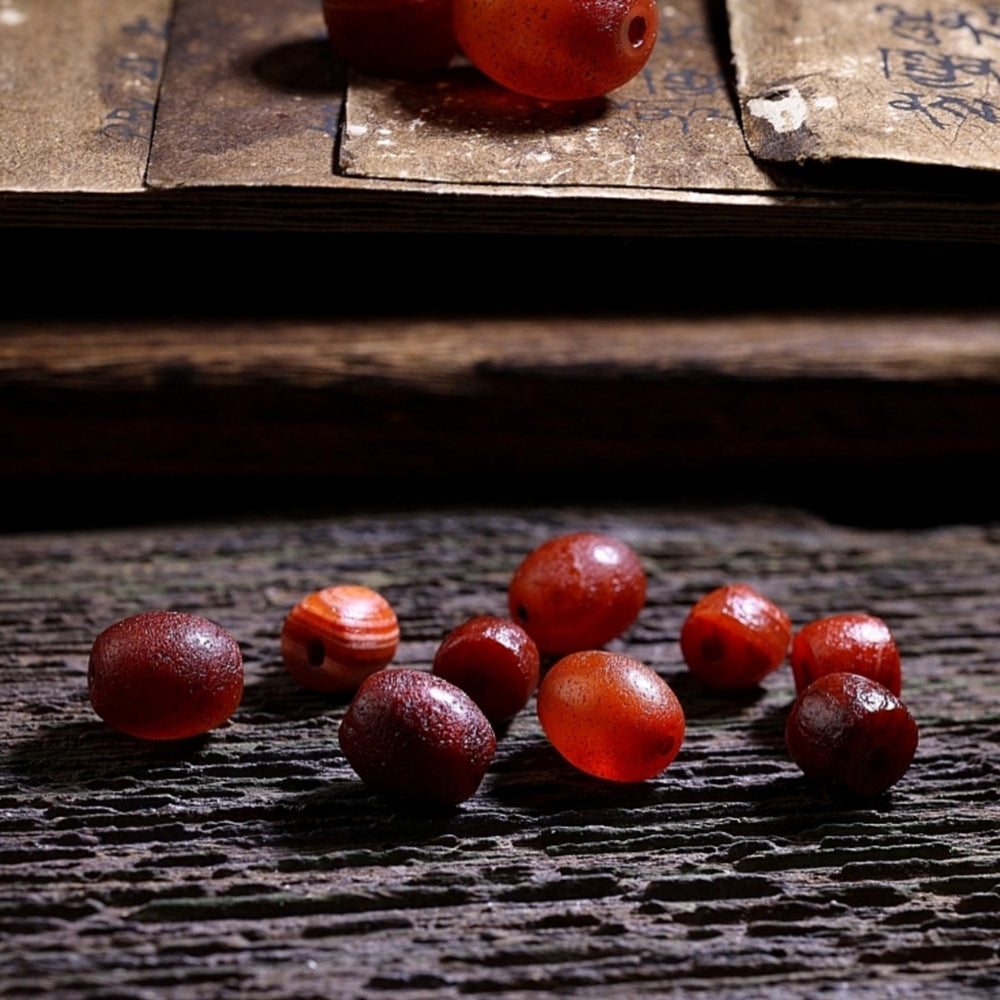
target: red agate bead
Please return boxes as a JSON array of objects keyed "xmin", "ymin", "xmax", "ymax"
[
  {"xmin": 322, "ymin": 0, "xmax": 457, "ymax": 75},
  {"xmin": 536, "ymin": 650, "xmax": 684, "ymax": 782},
  {"xmin": 508, "ymin": 532, "xmax": 646, "ymax": 657},
  {"xmin": 281, "ymin": 585, "xmax": 399, "ymax": 693},
  {"xmin": 790, "ymin": 613, "xmax": 901, "ymax": 696},
  {"xmin": 88, "ymin": 611, "xmax": 243, "ymax": 741},
  {"xmin": 432, "ymin": 615, "xmax": 540, "ymax": 723},
  {"xmin": 339, "ymin": 669, "xmax": 496, "ymax": 805},
  {"xmin": 785, "ymin": 671, "xmax": 918, "ymax": 797},
  {"xmin": 453, "ymin": 0, "xmax": 658, "ymax": 102},
  {"xmin": 679, "ymin": 583, "xmax": 792, "ymax": 691}
]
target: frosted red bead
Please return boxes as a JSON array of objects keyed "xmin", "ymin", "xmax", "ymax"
[
  {"xmin": 508, "ymin": 532, "xmax": 646, "ymax": 657},
  {"xmin": 432, "ymin": 615, "xmax": 540, "ymax": 724},
  {"xmin": 281, "ymin": 585, "xmax": 399, "ymax": 693},
  {"xmin": 339, "ymin": 668, "xmax": 497, "ymax": 805},
  {"xmin": 785, "ymin": 671, "xmax": 918, "ymax": 797},
  {"xmin": 679, "ymin": 583, "xmax": 792, "ymax": 690},
  {"xmin": 536, "ymin": 650, "xmax": 684, "ymax": 782},
  {"xmin": 88, "ymin": 611, "xmax": 243, "ymax": 741},
  {"xmin": 791, "ymin": 613, "xmax": 902, "ymax": 696}
]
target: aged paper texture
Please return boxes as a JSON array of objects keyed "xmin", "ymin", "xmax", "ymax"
[
  {"xmin": 340, "ymin": 0, "xmax": 774, "ymax": 191},
  {"xmin": 147, "ymin": 0, "xmax": 346, "ymax": 189},
  {"xmin": 727, "ymin": 0, "xmax": 1000, "ymax": 170},
  {"xmin": 0, "ymin": 0, "xmax": 171, "ymax": 192}
]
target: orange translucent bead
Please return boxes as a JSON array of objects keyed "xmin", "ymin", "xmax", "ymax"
[
  {"xmin": 508, "ymin": 532, "xmax": 646, "ymax": 657},
  {"xmin": 790, "ymin": 613, "xmax": 901, "ymax": 696},
  {"xmin": 88, "ymin": 611, "xmax": 243, "ymax": 741},
  {"xmin": 536, "ymin": 650, "xmax": 684, "ymax": 782},
  {"xmin": 432, "ymin": 615, "xmax": 540, "ymax": 724},
  {"xmin": 453, "ymin": 0, "xmax": 658, "ymax": 102},
  {"xmin": 679, "ymin": 583, "xmax": 792, "ymax": 691},
  {"xmin": 281, "ymin": 585, "xmax": 399, "ymax": 693}
]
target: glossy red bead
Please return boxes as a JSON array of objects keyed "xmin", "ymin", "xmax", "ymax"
[
  {"xmin": 679, "ymin": 583, "xmax": 792, "ymax": 690},
  {"xmin": 785, "ymin": 671, "xmax": 918, "ymax": 797},
  {"xmin": 537, "ymin": 650, "xmax": 685, "ymax": 782},
  {"xmin": 281, "ymin": 585, "xmax": 399, "ymax": 694},
  {"xmin": 322, "ymin": 0, "xmax": 457, "ymax": 75},
  {"xmin": 339, "ymin": 669, "xmax": 497, "ymax": 805},
  {"xmin": 432, "ymin": 615, "xmax": 540, "ymax": 723},
  {"xmin": 508, "ymin": 532, "xmax": 646, "ymax": 657},
  {"xmin": 453, "ymin": 0, "xmax": 659, "ymax": 102},
  {"xmin": 88, "ymin": 611, "xmax": 243, "ymax": 741},
  {"xmin": 791, "ymin": 613, "xmax": 902, "ymax": 696}
]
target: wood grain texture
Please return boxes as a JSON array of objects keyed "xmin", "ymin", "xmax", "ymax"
[
  {"xmin": 3, "ymin": 306, "xmax": 999, "ymax": 531},
  {"xmin": 1, "ymin": 506, "xmax": 998, "ymax": 998}
]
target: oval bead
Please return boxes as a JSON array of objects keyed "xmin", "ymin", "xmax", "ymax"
[
  {"xmin": 88, "ymin": 611, "xmax": 243, "ymax": 741},
  {"xmin": 537, "ymin": 650, "xmax": 685, "ymax": 782},
  {"xmin": 508, "ymin": 532, "xmax": 646, "ymax": 657}
]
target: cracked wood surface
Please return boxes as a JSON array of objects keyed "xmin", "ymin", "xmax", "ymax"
[{"xmin": 2, "ymin": 506, "xmax": 998, "ymax": 998}]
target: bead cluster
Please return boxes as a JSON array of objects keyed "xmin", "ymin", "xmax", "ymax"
[{"xmin": 86, "ymin": 532, "xmax": 919, "ymax": 804}]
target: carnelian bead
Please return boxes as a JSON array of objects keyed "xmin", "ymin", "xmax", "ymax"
[
  {"xmin": 322, "ymin": 0, "xmax": 458, "ymax": 75},
  {"xmin": 281, "ymin": 585, "xmax": 399, "ymax": 694},
  {"xmin": 88, "ymin": 611, "xmax": 243, "ymax": 741},
  {"xmin": 537, "ymin": 650, "xmax": 684, "ymax": 782},
  {"xmin": 508, "ymin": 532, "xmax": 646, "ymax": 657},
  {"xmin": 679, "ymin": 583, "xmax": 792, "ymax": 691},
  {"xmin": 453, "ymin": 0, "xmax": 658, "ymax": 102},
  {"xmin": 785, "ymin": 672, "xmax": 918, "ymax": 797},
  {"xmin": 790, "ymin": 613, "xmax": 902, "ymax": 696},
  {"xmin": 339, "ymin": 669, "xmax": 496, "ymax": 805},
  {"xmin": 432, "ymin": 615, "xmax": 540, "ymax": 724}
]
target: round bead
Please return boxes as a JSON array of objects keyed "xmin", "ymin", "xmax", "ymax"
[
  {"xmin": 88, "ymin": 611, "xmax": 243, "ymax": 741},
  {"xmin": 508, "ymin": 532, "xmax": 646, "ymax": 657},
  {"xmin": 785, "ymin": 671, "xmax": 918, "ymax": 797},
  {"xmin": 536, "ymin": 650, "xmax": 685, "ymax": 782},
  {"xmin": 281, "ymin": 585, "xmax": 399, "ymax": 694},
  {"xmin": 432, "ymin": 615, "xmax": 540, "ymax": 723},
  {"xmin": 339, "ymin": 669, "xmax": 497, "ymax": 805},
  {"xmin": 791, "ymin": 613, "xmax": 901, "ymax": 696},
  {"xmin": 679, "ymin": 583, "xmax": 792, "ymax": 690},
  {"xmin": 322, "ymin": 0, "xmax": 457, "ymax": 75}
]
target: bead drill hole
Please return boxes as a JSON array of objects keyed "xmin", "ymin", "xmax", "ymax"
[
  {"xmin": 307, "ymin": 638, "xmax": 325, "ymax": 667},
  {"xmin": 627, "ymin": 16, "xmax": 647, "ymax": 48}
]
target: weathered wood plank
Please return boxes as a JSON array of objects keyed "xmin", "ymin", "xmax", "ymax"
[
  {"xmin": 2, "ymin": 305, "xmax": 999, "ymax": 530},
  {"xmin": 1, "ymin": 506, "xmax": 998, "ymax": 998}
]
